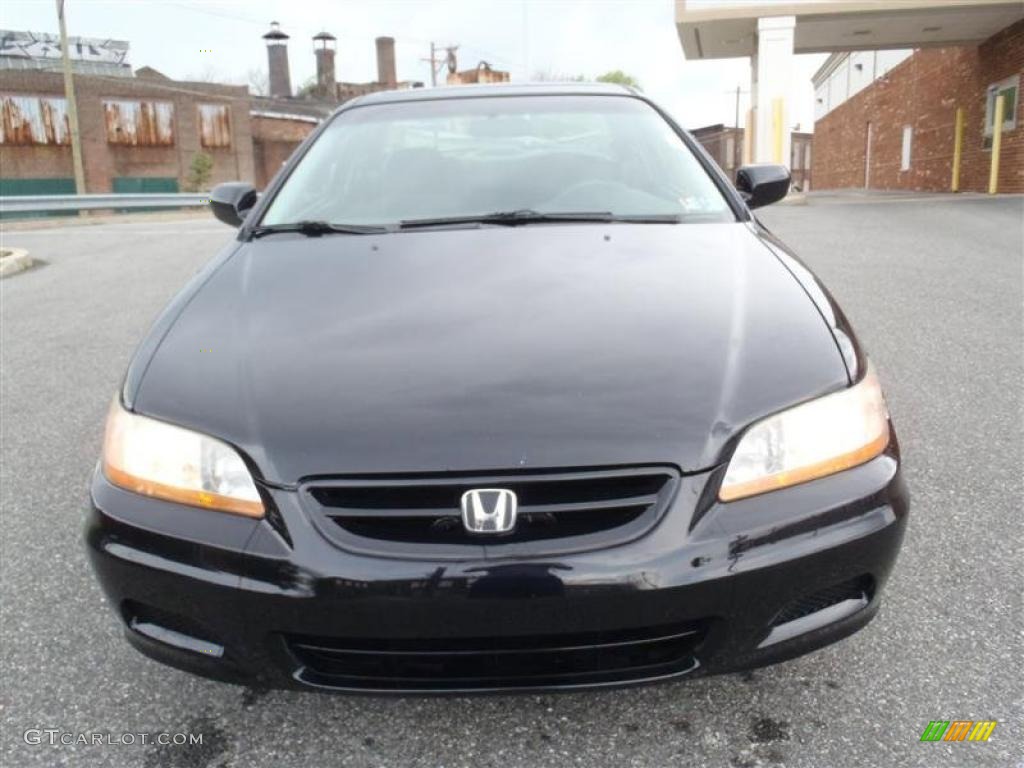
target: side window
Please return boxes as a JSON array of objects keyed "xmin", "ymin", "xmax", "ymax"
[{"xmin": 984, "ymin": 75, "xmax": 1019, "ymax": 149}]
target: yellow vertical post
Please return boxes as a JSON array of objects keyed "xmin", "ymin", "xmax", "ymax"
[
  {"xmin": 772, "ymin": 98, "xmax": 784, "ymax": 164},
  {"xmin": 951, "ymin": 106, "xmax": 964, "ymax": 192},
  {"xmin": 988, "ymin": 93, "xmax": 1005, "ymax": 195},
  {"xmin": 743, "ymin": 108, "xmax": 754, "ymax": 165}
]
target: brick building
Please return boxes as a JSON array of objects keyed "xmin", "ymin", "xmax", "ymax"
[
  {"xmin": 447, "ymin": 61, "xmax": 510, "ymax": 86},
  {"xmin": 0, "ymin": 23, "xmax": 423, "ymax": 195},
  {"xmin": 0, "ymin": 68, "xmax": 254, "ymax": 195},
  {"xmin": 690, "ymin": 124, "xmax": 813, "ymax": 190},
  {"xmin": 811, "ymin": 18, "xmax": 1023, "ymax": 193},
  {"xmin": 251, "ymin": 25, "xmax": 425, "ymax": 186},
  {"xmin": 248, "ymin": 98, "xmax": 327, "ymax": 189}
]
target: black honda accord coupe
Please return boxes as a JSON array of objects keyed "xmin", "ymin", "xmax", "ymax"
[{"xmin": 86, "ymin": 83, "xmax": 908, "ymax": 694}]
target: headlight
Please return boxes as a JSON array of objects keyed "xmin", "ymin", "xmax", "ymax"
[
  {"xmin": 719, "ymin": 365, "xmax": 890, "ymax": 502},
  {"xmin": 102, "ymin": 397, "xmax": 264, "ymax": 517}
]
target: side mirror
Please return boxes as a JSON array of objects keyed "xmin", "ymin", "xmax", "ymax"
[
  {"xmin": 209, "ymin": 182, "xmax": 258, "ymax": 227},
  {"xmin": 735, "ymin": 164, "xmax": 791, "ymax": 209}
]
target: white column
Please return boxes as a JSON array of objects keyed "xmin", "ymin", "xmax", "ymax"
[{"xmin": 752, "ymin": 15, "xmax": 795, "ymax": 165}]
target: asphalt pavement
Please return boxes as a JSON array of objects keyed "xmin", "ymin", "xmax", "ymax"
[{"xmin": 1, "ymin": 195, "xmax": 1021, "ymax": 768}]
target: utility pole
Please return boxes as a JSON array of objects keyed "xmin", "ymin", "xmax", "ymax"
[
  {"xmin": 730, "ymin": 84, "xmax": 749, "ymax": 129},
  {"xmin": 421, "ymin": 42, "xmax": 439, "ymax": 86},
  {"xmin": 723, "ymin": 85, "xmax": 750, "ymax": 172},
  {"xmin": 421, "ymin": 42, "xmax": 458, "ymax": 87},
  {"xmin": 57, "ymin": 0, "xmax": 86, "ymax": 195}
]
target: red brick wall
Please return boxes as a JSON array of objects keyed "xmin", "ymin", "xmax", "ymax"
[
  {"xmin": 969, "ymin": 20, "xmax": 1024, "ymax": 192},
  {"xmin": 812, "ymin": 20, "xmax": 1023, "ymax": 193},
  {"xmin": 250, "ymin": 114, "xmax": 317, "ymax": 188}
]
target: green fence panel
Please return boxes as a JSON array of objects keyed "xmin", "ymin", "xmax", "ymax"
[
  {"xmin": 0, "ymin": 177, "xmax": 77, "ymax": 219},
  {"xmin": 111, "ymin": 177, "xmax": 179, "ymax": 193},
  {"xmin": 111, "ymin": 177, "xmax": 180, "ymax": 212}
]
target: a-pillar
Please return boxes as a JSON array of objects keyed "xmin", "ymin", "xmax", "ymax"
[{"xmin": 752, "ymin": 15, "xmax": 794, "ymax": 165}]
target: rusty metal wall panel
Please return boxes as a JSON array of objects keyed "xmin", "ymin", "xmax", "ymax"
[
  {"xmin": 198, "ymin": 103, "xmax": 231, "ymax": 148},
  {"xmin": 103, "ymin": 100, "xmax": 174, "ymax": 146},
  {"xmin": 0, "ymin": 94, "xmax": 70, "ymax": 145}
]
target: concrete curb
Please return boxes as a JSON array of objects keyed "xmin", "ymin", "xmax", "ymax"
[
  {"xmin": 779, "ymin": 192, "xmax": 808, "ymax": 206},
  {"xmin": 0, "ymin": 247, "xmax": 33, "ymax": 278}
]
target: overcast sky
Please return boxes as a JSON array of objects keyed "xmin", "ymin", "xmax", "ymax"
[{"xmin": 5, "ymin": 0, "xmax": 826, "ymax": 131}]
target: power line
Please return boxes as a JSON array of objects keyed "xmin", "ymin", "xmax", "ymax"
[
  {"xmin": 156, "ymin": 1, "xmax": 424, "ymax": 48},
  {"xmin": 153, "ymin": 1, "xmax": 518, "ymax": 87},
  {"xmin": 156, "ymin": 1, "xmax": 515, "ymax": 68}
]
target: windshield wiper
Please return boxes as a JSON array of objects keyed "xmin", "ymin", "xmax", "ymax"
[
  {"xmin": 250, "ymin": 220, "xmax": 387, "ymax": 238},
  {"xmin": 399, "ymin": 210, "xmax": 681, "ymax": 230}
]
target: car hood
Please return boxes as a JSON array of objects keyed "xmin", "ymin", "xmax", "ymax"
[{"xmin": 132, "ymin": 223, "xmax": 848, "ymax": 484}]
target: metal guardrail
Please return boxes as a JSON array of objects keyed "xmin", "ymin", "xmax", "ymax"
[{"xmin": 0, "ymin": 193, "xmax": 209, "ymax": 214}]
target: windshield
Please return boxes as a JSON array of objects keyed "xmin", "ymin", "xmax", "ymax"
[{"xmin": 260, "ymin": 95, "xmax": 734, "ymax": 228}]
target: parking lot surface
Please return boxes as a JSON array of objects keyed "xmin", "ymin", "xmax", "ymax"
[{"xmin": 1, "ymin": 195, "xmax": 1021, "ymax": 767}]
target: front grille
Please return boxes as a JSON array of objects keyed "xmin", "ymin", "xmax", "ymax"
[
  {"xmin": 286, "ymin": 621, "xmax": 705, "ymax": 692},
  {"xmin": 302, "ymin": 466, "xmax": 680, "ymax": 558}
]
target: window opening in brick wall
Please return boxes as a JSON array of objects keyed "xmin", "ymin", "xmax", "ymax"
[{"xmin": 984, "ymin": 74, "xmax": 1018, "ymax": 150}]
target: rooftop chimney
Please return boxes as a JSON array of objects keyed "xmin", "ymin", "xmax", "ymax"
[
  {"xmin": 263, "ymin": 21, "xmax": 291, "ymax": 98},
  {"xmin": 375, "ymin": 36, "xmax": 396, "ymax": 87},
  {"xmin": 313, "ymin": 31, "xmax": 336, "ymax": 100}
]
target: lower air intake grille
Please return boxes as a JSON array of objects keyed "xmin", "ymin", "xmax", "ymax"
[
  {"xmin": 302, "ymin": 466, "xmax": 680, "ymax": 558},
  {"xmin": 286, "ymin": 621, "xmax": 706, "ymax": 692},
  {"xmin": 772, "ymin": 576, "xmax": 875, "ymax": 626}
]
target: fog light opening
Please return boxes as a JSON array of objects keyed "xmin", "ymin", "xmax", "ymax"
[
  {"xmin": 122, "ymin": 601, "xmax": 225, "ymax": 658},
  {"xmin": 758, "ymin": 576, "xmax": 874, "ymax": 649}
]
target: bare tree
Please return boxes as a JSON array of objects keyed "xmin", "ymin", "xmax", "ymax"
[
  {"xmin": 185, "ymin": 63, "xmax": 225, "ymax": 83},
  {"xmin": 246, "ymin": 67, "xmax": 269, "ymax": 96},
  {"xmin": 295, "ymin": 76, "xmax": 318, "ymax": 98}
]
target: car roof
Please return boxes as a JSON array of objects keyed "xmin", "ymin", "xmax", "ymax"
[{"xmin": 344, "ymin": 81, "xmax": 638, "ymax": 109}]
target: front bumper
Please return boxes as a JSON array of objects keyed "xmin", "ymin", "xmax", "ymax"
[{"xmin": 85, "ymin": 449, "xmax": 908, "ymax": 694}]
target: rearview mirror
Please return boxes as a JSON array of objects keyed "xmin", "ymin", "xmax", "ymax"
[
  {"xmin": 210, "ymin": 182, "xmax": 258, "ymax": 227},
  {"xmin": 735, "ymin": 164, "xmax": 791, "ymax": 209}
]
